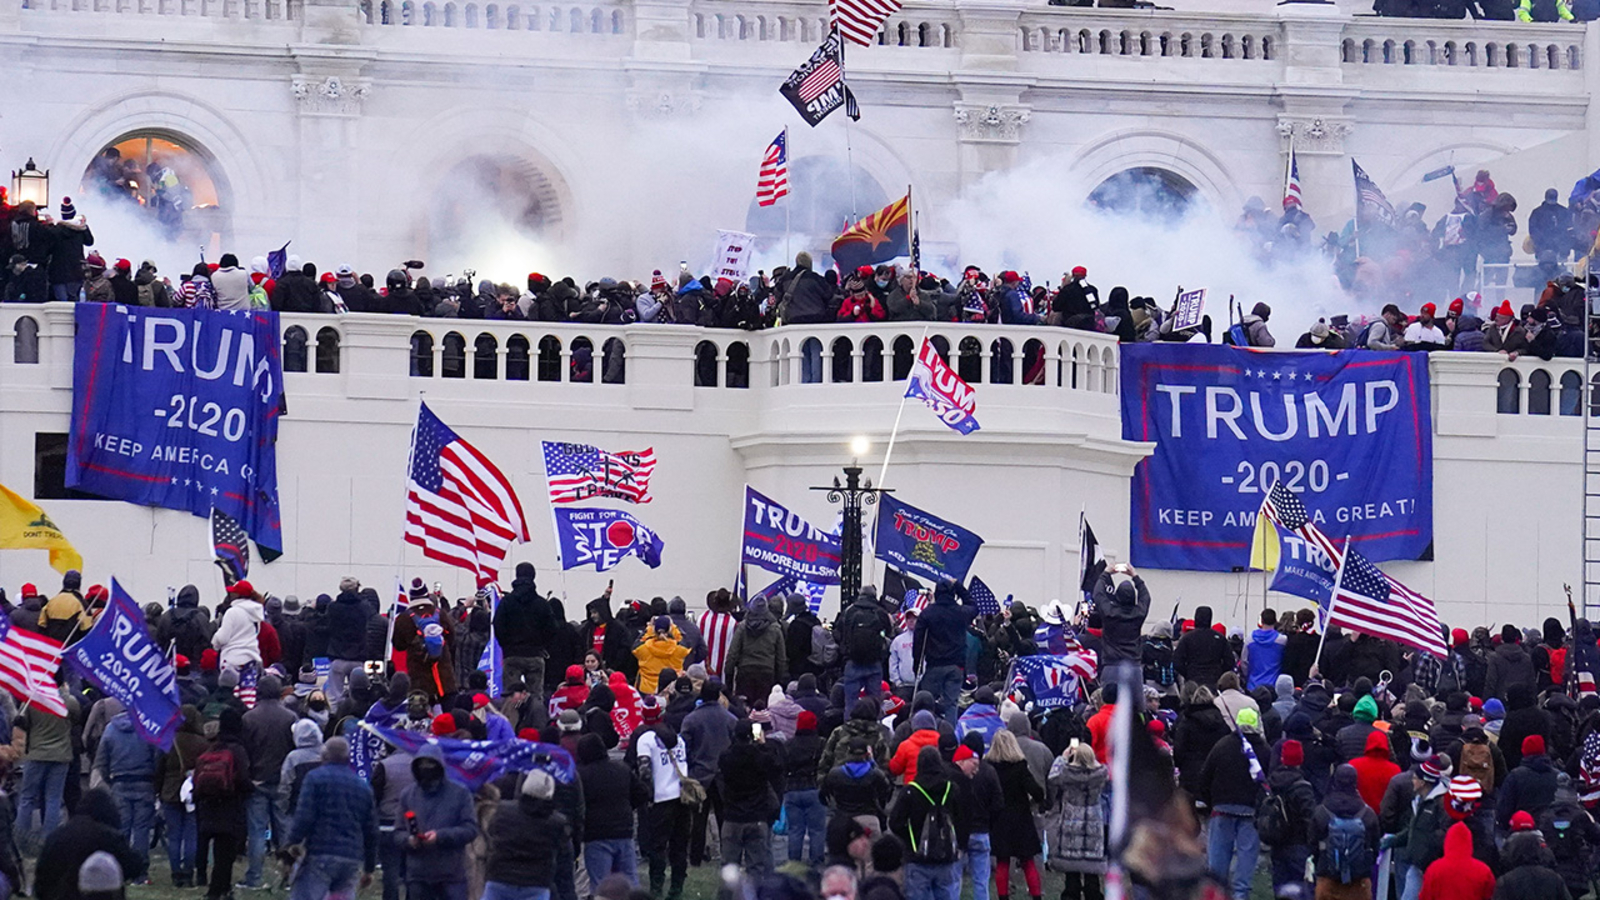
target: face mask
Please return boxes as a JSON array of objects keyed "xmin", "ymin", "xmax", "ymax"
[
  {"xmin": 310, "ymin": 700, "xmax": 328, "ymax": 712},
  {"xmin": 876, "ymin": 278, "xmax": 888, "ymax": 288},
  {"xmin": 416, "ymin": 762, "xmax": 444, "ymax": 787}
]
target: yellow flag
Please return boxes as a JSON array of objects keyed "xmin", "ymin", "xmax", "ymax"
[
  {"xmin": 1248, "ymin": 506, "xmax": 1279, "ymax": 572},
  {"xmin": 0, "ymin": 482, "xmax": 83, "ymax": 574}
]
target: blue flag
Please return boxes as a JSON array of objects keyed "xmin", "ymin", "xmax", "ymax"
[
  {"xmin": 874, "ymin": 494, "xmax": 985, "ymax": 585},
  {"xmin": 554, "ymin": 508, "xmax": 664, "ymax": 571},
  {"xmin": 66, "ymin": 305, "xmax": 285, "ymax": 554},
  {"xmin": 741, "ymin": 486, "xmax": 842, "ymax": 585},
  {"xmin": 266, "ymin": 242, "xmax": 290, "ymax": 280},
  {"xmin": 1009, "ymin": 654, "xmax": 1091, "ymax": 709},
  {"xmin": 63, "ymin": 579, "xmax": 182, "ymax": 750},
  {"xmin": 1267, "ymin": 517, "xmax": 1338, "ymax": 606},
  {"xmin": 477, "ymin": 585, "xmax": 503, "ymax": 696},
  {"xmin": 357, "ymin": 723, "xmax": 576, "ymax": 791},
  {"xmin": 968, "ymin": 575, "xmax": 1000, "ymax": 616}
]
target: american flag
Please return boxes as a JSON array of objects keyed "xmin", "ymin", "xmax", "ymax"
[
  {"xmin": 1330, "ymin": 546, "xmax": 1447, "ymax": 659},
  {"xmin": 234, "ymin": 664, "xmax": 259, "ymax": 710},
  {"xmin": 895, "ymin": 588, "xmax": 929, "ymax": 631},
  {"xmin": 1284, "ymin": 147, "xmax": 1303, "ymax": 209},
  {"xmin": 1261, "ymin": 481, "xmax": 1343, "ymax": 567},
  {"xmin": 830, "ymin": 0, "xmax": 901, "ymax": 46},
  {"xmin": 756, "ymin": 130, "xmax": 789, "ymax": 208},
  {"xmin": 798, "ymin": 56, "xmax": 842, "ymax": 103},
  {"xmin": 968, "ymin": 576, "xmax": 1000, "ymax": 616},
  {"xmin": 698, "ymin": 608, "xmax": 737, "ymax": 677},
  {"xmin": 211, "ymin": 506, "xmax": 250, "ymax": 586},
  {"xmin": 0, "ymin": 621, "xmax": 66, "ymax": 717},
  {"xmin": 404, "ymin": 402, "xmax": 531, "ymax": 588},
  {"xmin": 541, "ymin": 441, "xmax": 657, "ymax": 505},
  {"xmin": 1352, "ymin": 159, "xmax": 1394, "ymax": 225}
]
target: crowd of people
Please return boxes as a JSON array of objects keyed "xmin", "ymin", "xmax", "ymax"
[{"xmin": 0, "ymin": 559, "xmax": 1595, "ymax": 900}]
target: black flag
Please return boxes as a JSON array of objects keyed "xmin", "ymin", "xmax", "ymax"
[
  {"xmin": 211, "ymin": 507, "xmax": 251, "ymax": 586},
  {"xmin": 844, "ymin": 85, "xmax": 861, "ymax": 122},
  {"xmin": 780, "ymin": 27, "xmax": 847, "ymax": 127},
  {"xmin": 1078, "ymin": 512, "xmax": 1105, "ymax": 597}
]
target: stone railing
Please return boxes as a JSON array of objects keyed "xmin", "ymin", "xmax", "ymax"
[
  {"xmin": 21, "ymin": 0, "xmax": 298, "ymax": 18},
  {"xmin": 357, "ymin": 0, "xmax": 626, "ymax": 31},
  {"xmin": 1340, "ymin": 17, "xmax": 1583, "ymax": 69},
  {"xmin": 1016, "ymin": 8, "xmax": 1282, "ymax": 60}
]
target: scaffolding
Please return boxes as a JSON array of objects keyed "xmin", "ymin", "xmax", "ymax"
[{"xmin": 1584, "ymin": 267, "xmax": 1600, "ymax": 621}]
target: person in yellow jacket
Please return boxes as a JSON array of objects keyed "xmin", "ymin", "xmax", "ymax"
[
  {"xmin": 39, "ymin": 570, "xmax": 88, "ymax": 643},
  {"xmin": 634, "ymin": 616, "xmax": 689, "ymax": 694},
  {"xmin": 1516, "ymin": 0, "xmax": 1572, "ymax": 21}
]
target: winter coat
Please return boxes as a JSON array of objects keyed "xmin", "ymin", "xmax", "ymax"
[
  {"xmin": 818, "ymin": 712, "xmax": 891, "ymax": 778},
  {"xmin": 159, "ymin": 708, "xmax": 209, "ymax": 805},
  {"xmin": 633, "ymin": 627, "xmax": 689, "ymax": 695},
  {"xmin": 394, "ymin": 607, "xmax": 458, "ymax": 701},
  {"xmin": 483, "ymin": 795, "xmax": 569, "ymax": 889},
  {"xmin": 1197, "ymin": 730, "xmax": 1269, "ymax": 810},
  {"xmin": 779, "ymin": 266, "xmax": 834, "ymax": 325},
  {"xmin": 241, "ymin": 695, "xmax": 298, "ymax": 785},
  {"xmin": 889, "ymin": 729, "xmax": 941, "ymax": 785},
  {"xmin": 1172, "ymin": 699, "xmax": 1232, "ymax": 796},
  {"xmin": 93, "ymin": 713, "xmax": 161, "ymax": 783},
  {"xmin": 1419, "ymin": 821, "xmax": 1495, "ymax": 900},
  {"xmin": 1498, "ymin": 687, "xmax": 1552, "ymax": 770},
  {"xmin": 1244, "ymin": 628, "xmax": 1289, "ymax": 691},
  {"xmin": 579, "ymin": 597, "xmax": 636, "ymax": 678},
  {"xmin": 576, "ymin": 738, "xmax": 645, "ymax": 840},
  {"xmin": 717, "ymin": 739, "xmax": 781, "ymax": 823},
  {"xmin": 1263, "ymin": 765, "xmax": 1319, "ymax": 848},
  {"xmin": 211, "ymin": 265, "xmax": 252, "ymax": 310},
  {"xmin": 285, "ymin": 760, "xmax": 380, "ymax": 867},
  {"xmin": 396, "ymin": 749, "xmax": 479, "ymax": 883},
  {"xmin": 1046, "ymin": 756, "xmax": 1107, "ymax": 873},
  {"xmin": 913, "ymin": 584, "xmax": 977, "ymax": 670},
  {"xmin": 820, "ymin": 760, "xmax": 892, "ymax": 818},
  {"xmin": 1092, "ymin": 573, "xmax": 1150, "ymax": 668},
  {"xmin": 1282, "ymin": 630, "xmax": 1321, "ymax": 686},
  {"xmin": 725, "ymin": 605, "xmax": 787, "ymax": 686},
  {"xmin": 1349, "ymin": 730, "xmax": 1401, "ymax": 813},
  {"xmin": 989, "ymin": 758, "xmax": 1044, "ymax": 859},
  {"xmin": 279, "ymin": 719, "xmax": 326, "ymax": 811},
  {"xmin": 784, "ymin": 606, "xmax": 821, "ymax": 677},
  {"xmin": 888, "ymin": 768, "xmax": 962, "ymax": 865},
  {"xmin": 1486, "ymin": 642, "xmax": 1537, "ymax": 699},
  {"xmin": 495, "ymin": 566, "xmax": 552, "ymax": 659},
  {"xmin": 156, "ymin": 587, "xmax": 213, "ymax": 661},
  {"xmin": 33, "ymin": 788, "xmax": 141, "ymax": 900},
  {"xmin": 781, "ymin": 730, "xmax": 823, "ymax": 793},
  {"xmin": 1537, "ymin": 799, "xmax": 1600, "ymax": 898},
  {"xmin": 1310, "ymin": 771, "xmax": 1380, "ymax": 881},
  {"xmin": 195, "ymin": 734, "xmax": 254, "ymax": 838},
  {"xmin": 326, "ymin": 590, "xmax": 373, "ymax": 662},
  {"xmin": 679, "ymin": 703, "xmax": 736, "ymax": 782},
  {"xmin": 1173, "ymin": 607, "xmax": 1235, "ymax": 688},
  {"xmin": 836, "ymin": 593, "xmax": 893, "ymax": 666},
  {"xmin": 273, "ymin": 270, "xmax": 322, "ymax": 313},
  {"xmin": 212, "ymin": 598, "xmax": 264, "ymax": 671},
  {"xmin": 1495, "ymin": 753, "xmax": 1558, "ymax": 827}
]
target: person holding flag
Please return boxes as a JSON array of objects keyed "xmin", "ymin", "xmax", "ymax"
[{"xmin": 1091, "ymin": 563, "xmax": 1150, "ymax": 671}]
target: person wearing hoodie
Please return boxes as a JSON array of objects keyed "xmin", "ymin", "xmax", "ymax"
[
  {"xmin": 394, "ymin": 593, "xmax": 459, "ymax": 704},
  {"xmin": 1242, "ymin": 610, "xmax": 1289, "ymax": 691},
  {"xmin": 238, "ymin": 672, "xmax": 297, "ymax": 888},
  {"xmin": 156, "ymin": 585, "xmax": 214, "ymax": 663},
  {"xmin": 1310, "ymin": 763, "xmax": 1380, "ymax": 900},
  {"xmin": 782, "ymin": 711, "xmax": 827, "ymax": 865},
  {"xmin": 716, "ymin": 720, "xmax": 781, "ymax": 875},
  {"xmin": 888, "ymin": 746, "xmax": 963, "ymax": 900},
  {"xmin": 1497, "ymin": 682, "xmax": 1551, "ymax": 771},
  {"xmin": 680, "ymin": 682, "xmax": 735, "ymax": 867},
  {"xmin": 40, "ymin": 570, "xmax": 89, "ymax": 643},
  {"xmin": 835, "ymin": 586, "xmax": 893, "ymax": 706},
  {"xmin": 158, "ymin": 706, "xmax": 207, "ymax": 887},
  {"xmin": 1092, "ymin": 565, "xmax": 1150, "ymax": 669},
  {"xmin": 1350, "ymin": 730, "xmax": 1401, "ymax": 814},
  {"xmin": 725, "ymin": 601, "xmax": 788, "ymax": 704},
  {"xmin": 821, "ymin": 737, "xmax": 893, "ymax": 837},
  {"xmin": 547, "ymin": 665, "xmax": 589, "ymax": 719},
  {"xmin": 1005, "ymin": 711, "xmax": 1053, "ymax": 790},
  {"xmin": 783, "ymin": 593, "xmax": 823, "ymax": 680},
  {"xmin": 1172, "ymin": 606, "xmax": 1235, "ymax": 689},
  {"xmin": 1261, "ymin": 739, "xmax": 1318, "ymax": 897},
  {"xmin": 580, "ymin": 591, "xmax": 636, "ymax": 680},
  {"xmin": 956, "ymin": 686, "xmax": 1004, "ymax": 752},
  {"xmin": 1536, "ymin": 773, "xmax": 1600, "ymax": 899},
  {"xmin": 1197, "ymin": 707, "xmax": 1270, "ymax": 900},
  {"xmin": 1270, "ymin": 675, "xmax": 1297, "ymax": 724},
  {"xmin": 665, "ymin": 598, "xmax": 706, "ymax": 667},
  {"xmin": 1172, "ymin": 685, "xmax": 1233, "ymax": 803},
  {"xmin": 91, "ymin": 712, "xmax": 160, "ymax": 880},
  {"xmin": 212, "ymin": 581, "xmax": 265, "ymax": 674},
  {"xmin": 634, "ymin": 617, "xmax": 689, "ymax": 696},
  {"xmin": 279, "ymin": 719, "xmax": 326, "ymax": 815},
  {"xmin": 1419, "ymin": 821, "xmax": 1494, "ymax": 900},
  {"xmin": 1496, "ymin": 734, "xmax": 1559, "ymax": 829},
  {"xmin": 1141, "ymin": 622, "xmax": 1176, "ymax": 689},
  {"xmin": 821, "ymin": 698, "xmax": 892, "ymax": 781},
  {"xmin": 1336, "ymin": 695, "xmax": 1382, "ymax": 762},
  {"xmin": 495, "ymin": 563, "xmax": 553, "ymax": 702},
  {"xmin": 209, "ymin": 254, "xmax": 251, "ymax": 310},
  {"xmin": 33, "ymin": 787, "xmax": 141, "ymax": 900},
  {"xmin": 576, "ymin": 732, "xmax": 646, "ymax": 888},
  {"xmin": 1486, "ymin": 624, "xmax": 1537, "ymax": 699},
  {"xmin": 1492, "ymin": 827, "xmax": 1570, "ymax": 900},
  {"xmin": 913, "ymin": 581, "xmax": 977, "ymax": 724},
  {"xmin": 1444, "ymin": 715, "xmax": 1506, "ymax": 798},
  {"xmin": 1279, "ymin": 609, "xmax": 1321, "ymax": 687},
  {"xmin": 890, "ymin": 711, "xmax": 944, "ymax": 785},
  {"xmin": 396, "ymin": 745, "xmax": 477, "ymax": 900},
  {"xmin": 634, "ymin": 718, "xmax": 690, "ymax": 900},
  {"xmin": 196, "ymin": 709, "xmax": 254, "ymax": 900},
  {"xmin": 482, "ymin": 769, "xmax": 569, "ymax": 900}
]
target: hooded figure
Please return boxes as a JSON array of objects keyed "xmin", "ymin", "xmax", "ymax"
[
  {"xmin": 157, "ymin": 586, "xmax": 214, "ymax": 663},
  {"xmin": 1172, "ymin": 606, "xmax": 1235, "ymax": 688},
  {"xmin": 496, "ymin": 562, "xmax": 553, "ymax": 692},
  {"xmin": 887, "ymin": 746, "xmax": 959, "ymax": 866},
  {"xmin": 396, "ymin": 745, "xmax": 478, "ymax": 888},
  {"xmin": 1418, "ymin": 821, "xmax": 1494, "ymax": 900},
  {"xmin": 34, "ymin": 788, "xmax": 142, "ymax": 900},
  {"xmin": 580, "ymin": 595, "xmax": 636, "ymax": 678},
  {"xmin": 724, "ymin": 601, "xmax": 788, "ymax": 703},
  {"xmin": 1093, "ymin": 569, "xmax": 1151, "ymax": 668},
  {"xmin": 1310, "ymin": 764, "xmax": 1379, "ymax": 891},
  {"xmin": 634, "ymin": 618, "xmax": 689, "ymax": 695},
  {"xmin": 1350, "ymin": 729, "xmax": 1401, "ymax": 813}
]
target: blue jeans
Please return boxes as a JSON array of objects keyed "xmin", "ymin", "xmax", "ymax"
[
  {"xmin": 964, "ymin": 833, "xmax": 991, "ymax": 900},
  {"xmin": 244, "ymin": 785, "xmax": 283, "ymax": 885},
  {"xmin": 1400, "ymin": 862, "xmax": 1424, "ymax": 900},
  {"xmin": 842, "ymin": 662, "xmax": 883, "ymax": 707},
  {"xmin": 783, "ymin": 789, "xmax": 826, "ymax": 865},
  {"xmin": 904, "ymin": 861, "xmax": 960, "ymax": 900},
  {"xmin": 583, "ymin": 838, "xmax": 637, "ymax": 886},
  {"xmin": 14, "ymin": 759, "xmax": 68, "ymax": 850},
  {"xmin": 1206, "ymin": 812, "xmax": 1260, "ymax": 900},
  {"xmin": 163, "ymin": 801, "xmax": 197, "ymax": 881},
  {"xmin": 291, "ymin": 854, "xmax": 363, "ymax": 900},
  {"xmin": 112, "ymin": 781, "xmax": 156, "ymax": 878},
  {"xmin": 920, "ymin": 665, "xmax": 964, "ymax": 724},
  {"xmin": 51, "ymin": 282, "xmax": 81, "ymax": 303},
  {"xmin": 379, "ymin": 825, "xmax": 405, "ymax": 900},
  {"xmin": 481, "ymin": 886, "xmax": 551, "ymax": 900}
]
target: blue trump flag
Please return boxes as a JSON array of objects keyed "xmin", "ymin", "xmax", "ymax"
[
  {"xmin": 63, "ymin": 579, "xmax": 182, "ymax": 750},
  {"xmin": 66, "ymin": 305, "xmax": 285, "ymax": 554},
  {"xmin": 1267, "ymin": 517, "xmax": 1339, "ymax": 606},
  {"xmin": 1120, "ymin": 344, "xmax": 1432, "ymax": 570},
  {"xmin": 1008, "ymin": 654, "xmax": 1087, "ymax": 709},
  {"xmin": 741, "ymin": 486, "xmax": 842, "ymax": 585},
  {"xmin": 477, "ymin": 584, "xmax": 503, "ymax": 696},
  {"xmin": 356, "ymin": 722, "xmax": 576, "ymax": 791},
  {"xmin": 874, "ymin": 494, "xmax": 984, "ymax": 585},
  {"xmin": 554, "ymin": 508, "xmax": 664, "ymax": 571}
]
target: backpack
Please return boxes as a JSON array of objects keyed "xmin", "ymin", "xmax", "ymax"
[
  {"xmin": 1549, "ymin": 646, "xmax": 1568, "ymax": 685},
  {"xmin": 193, "ymin": 746, "xmax": 238, "ymax": 799},
  {"xmin": 1459, "ymin": 740, "xmax": 1495, "ymax": 794},
  {"xmin": 1544, "ymin": 813, "xmax": 1586, "ymax": 863},
  {"xmin": 1254, "ymin": 789, "xmax": 1290, "ymax": 846},
  {"xmin": 909, "ymin": 782, "xmax": 958, "ymax": 864},
  {"xmin": 1319, "ymin": 813, "xmax": 1373, "ymax": 884},
  {"xmin": 842, "ymin": 607, "xmax": 887, "ymax": 664},
  {"xmin": 809, "ymin": 623, "xmax": 839, "ymax": 668},
  {"xmin": 136, "ymin": 280, "xmax": 155, "ymax": 308}
]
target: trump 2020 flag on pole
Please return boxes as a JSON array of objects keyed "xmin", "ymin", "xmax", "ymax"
[
  {"xmin": 64, "ymin": 579, "xmax": 183, "ymax": 749},
  {"xmin": 405, "ymin": 402, "xmax": 531, "ymax": 587},
  {"xmin": 905, "ymin": 337, "xmax": 980, "ymax": 434},
  {"xmin": 554, "ymin": 508, "xmax": 665, "ymax": 572}
]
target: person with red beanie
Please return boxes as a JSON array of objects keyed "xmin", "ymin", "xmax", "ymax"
[
  {"xmin": 1418, "ymin": 822, "xmax": 1494, "ymax": 900},
  {"xmin": 547, "ymin": 665, "xmax": 589, "ymax": 718},
  {"xmin": 1262, "ymin": 738, "xmax": 1318, "ymax": 897},
  {"xmin": 781, "ymin": 710, "xmax": 826, "ymax": 865},
  {"xmin": 1350, "ymin": 730, "xmax": 1401, "ymax": 813},
  {"xmin": 1496, "ymin": 733, "xmax": 1559, "ymax": 829}
]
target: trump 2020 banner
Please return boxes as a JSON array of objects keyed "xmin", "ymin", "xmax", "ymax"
[
  {"xmin": 554, "ymin": 508, "xmax": 664, "ymax": 571},
  {"xmin": 874, "ymin": 494, "xmax": 984, "ymax": 585},
  {"xmin": 741, "ymin": 486, "xmax": 842, "ymax": 585},
  {"xmin": 1121, "ymin": 344, "xmax": 1432, "ymax": 571},
  {"xmin": 66, "ymin": 305, "xmax": 284, "ymax": 554},
  {"xmin": 63, "ymin": 579, "xmax": 182, "ymax": 750}
]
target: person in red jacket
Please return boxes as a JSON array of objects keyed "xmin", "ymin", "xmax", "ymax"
[
  {"xmin": 1086, "ymin": 682, "xmax": 1119, "ymax": 764},
  {"xmin": 547, "ymin": 665, "xmax": 589, "ymax": 718},
  {"xmin": 1350, "ymin": 729, "xmax": 1401, "ymax": 813},
  {"xmin": 1418, "ymin": 821, "xmax": 1494, "ymax": 900}
]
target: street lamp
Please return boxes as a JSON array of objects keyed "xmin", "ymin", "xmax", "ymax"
[
  {"xmin": 11, "ymin": 159, "xmax": 49, "ymax": 208},
  {"xmin": 812, "ymin": 461, "xmax": 890, "ymax": 603}
]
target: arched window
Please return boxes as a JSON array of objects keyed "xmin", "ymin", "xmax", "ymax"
[
  {"xmin": 800, "ymin": 337, "xmax": 823, "ymax": 384},
  {"xmin": 1560, "ymin": 370, "xmax": 1581, "ymax": 416},
  {"xmin": 315, "ymin": 327, "xmax": 340, "ymax": 373},
  {"xmin": 727, "ymin": 341, "xmax": 750, "ymax": 389},
  {"xmin": 779, "ymin": 339, "xmax": 791, "ymax": 385},
  {"xmin": 505, "ymin": 4, "xmax": 519, "ymax": 28},
  {"xmin": 474, "ymin": 333, "xmax": 498, "ymax": 379},
  {"xmin": 990, "ymin": 338, "xmax": 1015, "ymax": 384},
  {"xmin": 441, "ymin": 332, "xmax": 467, "ymax": 379},
  {"xmin": 1529, "ymin": 369, "xmax": 1552, "ymax": 415},
  {"xmin": 862, "ymin": 336, "xmax": 884, "ymax": 382},
  {"xmin": 282, "ymin": 325, "xmax": 309, "ymax": 373},
  {"xmin": 929, "ymin": 335, "xmax": 951, "ymax": 364},
  {"xmin": 537, "ymin": 336, "xmax": 562, "ymax": 382},
  {"xmin": 410, "ymin": 331, "xmax": 434, "ymax": 377},
  {"xmin": 770, "ymin": 341, "xmax": 782, "ymax": 387},
  {"xmin": 601, "ymin": 338, "xmax": 625, "ymax": 384},
  {"xmin": 506, "ymin": 335, "xmax": 531, "ymax": 381},
  {"xmin": 12, "ymin": 315, "xmax": 38, "ymax": 364},
  {"xmin": 891, "ymin": 335, "xmax": 915, "ymax": 380},
  {"xmin": 1023, "ymin": 339, "xmax": 1045, "ymax": 385},
  {"xmin": 1496, "ymin": 368, "xmax": 1520, "ymax": 414},
  {"xmin": 958, "ymin": 337, "xmax": 983, "ymax": 384},
  {"xmin": 831, "ymin": 336, "xmax": 854, "ymax": 383},
  {"xmin": 695, "ymin": 340, "xmax": 719, "ymax": 387},
  {"xmin": 570, "ymin": 336, "xmax": 595, "ymax": 383}
]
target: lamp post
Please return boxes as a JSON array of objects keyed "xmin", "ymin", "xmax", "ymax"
[
  {"xmin": 10, "ymin": 159, "xmax": 49, "ymax": 209},
  {"xmin": 813, "ymin": 440, "xmax": 889, "ymax": 603}
]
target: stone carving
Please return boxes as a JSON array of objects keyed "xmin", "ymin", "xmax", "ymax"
[
  {"xmin": 1276, "ymin": 116, "xmax": 1354, "ymax": 154},
  {"xmin": 291, "ymin": 75, "xmax": 371, "ymax": 116},
  {"xmin": 953, "ymin": 104, "xmax": 1030, "ymax": 143},
  {"xmin": 625, "ymin": 91, "xmax": 704, "ymax": 117}
]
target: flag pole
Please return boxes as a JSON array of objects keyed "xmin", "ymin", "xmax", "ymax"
[
  {"xmin": 876, "ymin": 323, "xmax": 931, "ymax": 490},
  {"xmin": 388, "ymin": 390, "xmax": 426, "ymax": 672},
  {"xmin": 1258, "ymin": 478, "xmax": 1278, "ymax": 615},
  {"xmin": 783, "ymin": 127, "xmax": 792, "ymax": 264},
  {"xmin": 1351, "ymin": 160, "xmax": 1362, "ymax": 260},
  {"xmin": 1314, "ymin": 534, "xmax": 1351, "ymax": 676}
]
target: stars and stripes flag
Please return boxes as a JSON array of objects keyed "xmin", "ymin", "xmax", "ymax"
[
  {"xmin": 895, "ymin": 588, "xmax": 929, "ymax": 630},
  {"xmin": 1352, "ymin": 159, "xmax": 1395, "ymax": 226},
  {"xmin": 1284, "ymin": 146, "xmax": 1303, "ymax": 209},
  {"xmin": 698, "ymin": 608, "xmax": 737, "ymax": 678},
  {"xmin": 1329, "ymin": 545, "xmax": 1447, "ymax": 659},
  {"xmin": 1254, "ymin": 480, "xmax": 1343, "ymax": 569},
  {"xmin": 829, "ymin": 0, "xmax": 901, "ymax": 46},
  {"xmin": 780, "ymin": 28, "xmax": 849, "ymax": 127},
  {"xmin": 211, "ymin": 506, "xmax": 250, "ymax": 586},
  {"xmin": 404, "ymin": 402, "xmax": 531, "ymax": 588},
  {"xmin": 234, "ymin": 664, "xmax": 259, "ymax": 710},
  {"xmin": 0, "ymin": 620, "xmax": 67, "ymax": 717},
  {"xmin": 756, "ymin": 130, "xmax": 789, "ymax": 208},
  {"xmin": 541, "ymin": 442, "xmax": 657, "ymax": 505},
  {"xmin": 968, "ymin": 575, "xmax": 1000, "ymax": 616}
]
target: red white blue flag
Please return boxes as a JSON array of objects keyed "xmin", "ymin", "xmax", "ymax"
[{"xmin": 905, "ymin": 336, "xmax": 980, "ymax": 434}]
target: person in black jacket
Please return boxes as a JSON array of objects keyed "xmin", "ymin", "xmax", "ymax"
[
  {"xmin": 579, "ymin": 593, "xmax": 636, "ymax": 680},
  {"xmin": 820, "ymin": 737, "xmax": 893, "ymax": 836},
  {"xmin": 1496, "ymin": 735, "xmax": 1559, "ymax": 829},
  {"xmin": 46, "ymin": 214, "xmax": 92, "ymax": 303},
  {"xmin": 325, "ymin": 579, "xmax": 373, "ymax": 704},
  {"xmin": 953, "ymin": 735, "xmax": 1001, "ymax": 900},
  {"xmin": 782, "ymin": 711, "xmax": 826, "ymax": 865},
  {"xmin": 1173, "ymin": 607, "xmax": 1235, "ymax": 690},
  {"xmin": 272, "ymin": 262, "xmax": 322, "ymax": 313},
  {"xmin": 496, "ymin": 563, "xmax": 552, "ymax": 703},
  {"xmin": 483, "ymin": 770, "xmax": 570, "ymax": 900},
  {"xmin": 1486, "ymin": 624, "xmax": 1537, "ymax": 699},
  {"xmin": 913, "ymin": 581, "xmax": 977, "ymax": 724},
  {"xmin": 836, "ymin": 586, "xmax": 892, "ymax": 706},
  {"xmin": 1197, "ymin": 708, "xmax": 1270, "ymax": 900},
  {"xmin": 33, "ymin": 787, "xmax": 141, "ymax": 900},
  {"xmin": 717, "ymin": 720, "xmax": 781, "ymax": 875},
  {"xmin": 575, "ymin": 733, "xmax": 646, "ymax": 886},
  {"xmin": 784, "ymin": 594, "xmax": 823, "ymax": 681},
  {"xmin": 1093, "ymin": 565, "xmax": 1150, "ymax": 670},
  {"xmin": 888, "ymin": 746, "xmax": 962, "ymax": 897},
  {"xmin": 1279, "ymin": 609, "xmax": 1320, "ymax": 687},
  {"xmin": 1262, "ymin": 739, "xmax": 1318, "ymax": 897},
  {"xmin": 1172, "ymin": 686, "xmax": 1233, "ymax": 803},
  {"xmin": 1493, "ymin": 829, "xmax": 1571, "ymax": 900},
  {"xmin": 1498, "ymin": 682, "xmax": 1552, "ymax": 770}
]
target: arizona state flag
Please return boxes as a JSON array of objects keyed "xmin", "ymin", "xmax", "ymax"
[
  {"xmin": 0, "ymin": 482, "xmax": 82, "ymax": 574},
  {"xmin": 832, "ymin": 193, "xmax": 911, "ymax": 271}
]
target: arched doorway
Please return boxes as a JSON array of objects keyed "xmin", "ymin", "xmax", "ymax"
[
  {"xmin": 80, "ymin": 131, "xmax": 232, "ymax": 258},
  {"xmin": 427, "ymin": 155, "xmax": 566, "ymax": 278},
  {"xmin": 1087, "ymin": 167, "xmax": 1199, "ymax": 221}
]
